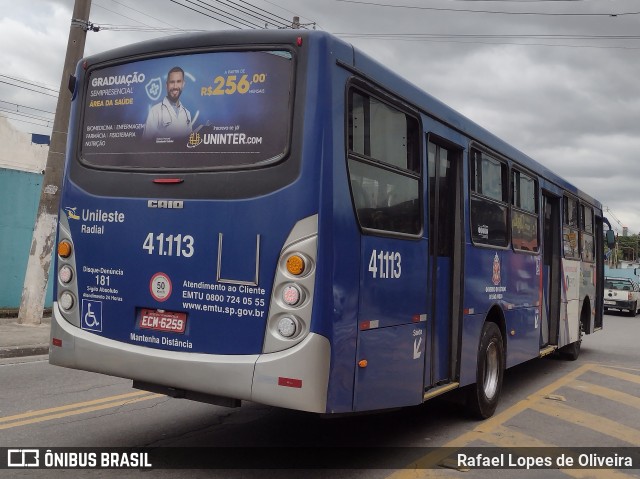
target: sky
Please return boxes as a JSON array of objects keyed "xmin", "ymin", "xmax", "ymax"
[{"xmin": 1, "ymin": 0, "xmax": 639, "ymax": 232}]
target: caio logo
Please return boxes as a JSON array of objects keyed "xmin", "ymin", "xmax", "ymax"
[{"xmin": 147, "ymin": 200, "xmax": 184, "ymax": 209}]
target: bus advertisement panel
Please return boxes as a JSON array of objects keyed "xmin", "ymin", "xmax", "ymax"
[{"xmin": 82, "ymin": 50, "xmax": 293, "ymax": 169}]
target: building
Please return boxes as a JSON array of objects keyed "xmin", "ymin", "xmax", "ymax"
[{"xmin": 0, "ymin": 117, "xmax": 53, "ymax": 309}]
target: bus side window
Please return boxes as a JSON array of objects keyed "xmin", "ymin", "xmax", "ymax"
[
  {"xmin": 346, "ymin": 87, "xmax": 421, "ymax": 236},
  {"xmin": 563, "ymin": 196, "xmax": 580, "ymax": 259},
  {"xmin": 580, "ymin": 204, "xmax": 595, "ymax": 262},
  {"xmin": 469, "ymin": 149, "xmax": 509, "ymax": 248},
  {"xmin": 511, "ymin": 170, "xmax": 539, "ymax": 252},
  {"xmin": 350, "ymin": 179, "xmax": 367, "ymax": 209}
]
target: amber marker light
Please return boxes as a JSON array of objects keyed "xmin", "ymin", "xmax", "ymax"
[
  {"xmin": 286, "ymin": 255, "xmax": 305, "ymax": 276},
  {"xmin": 358, "ymin": 359, "xmax": 368, "ymax": 368},
  {"xmin": 58, "ymin": 241, "xmax": 72, "ymax": 258}
]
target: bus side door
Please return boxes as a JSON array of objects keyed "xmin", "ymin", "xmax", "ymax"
[
  {"xmin": 425, "ymin": 138, "xmax": 463, "ymax": 389},
  {"xmin": 354, "ymin": 236, "xmax": 429, "ymax": 412},
  {"xmin": 346, "ymin": 85, "xmax": 428, "ymax": 412}
]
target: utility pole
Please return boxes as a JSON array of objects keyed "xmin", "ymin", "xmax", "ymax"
[{"xmin": 18, "ymin": 0, "xmax": 92, "ymax": 325}]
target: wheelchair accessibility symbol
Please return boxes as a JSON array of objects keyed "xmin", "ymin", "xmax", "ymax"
[{"xmin": 81, "ymin": 299, "xmax": 103, "ymax": 332}]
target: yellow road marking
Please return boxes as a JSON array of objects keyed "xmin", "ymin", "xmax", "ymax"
[
  {"xmin": 591, "ymin": 366, "xmax": 640, "ymax": 385},
  {"xmin": 569, "ymin": 380, "xmax": 640, "ymax": 411},
  {"xmin": 488, "ymin": 424, "xmax": 552, "ymax": 447},
  {"xmin": 0, "ymin": 391, "xmax": 163, "ymax": 430},
  {"xmin": 440, "ymin": 363, "xmax": 596, "ymax": 448},
  {"xmin": 0, "ymin": 390, "xmax": 151, "ymax": 424},
  {"xmin": 485, "ymin": 426, "xmax": 636, "ymax": 479},
  {"xmin": 530, "ymin": 400, "xmax": 640, "ymax": 445},
  {"xmin": 384, "ymin": 363, "xmax": 607, "ymax": 478}
]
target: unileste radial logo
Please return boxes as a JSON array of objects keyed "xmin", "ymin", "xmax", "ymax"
[{"xmin": 64, "ymin": 206, "xmax": 80, "ymax": 220}]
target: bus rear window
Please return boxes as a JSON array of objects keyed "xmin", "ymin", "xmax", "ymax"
[{"xmin": 81, "ymin": 50, "xmax": 293, "ymax": 170}]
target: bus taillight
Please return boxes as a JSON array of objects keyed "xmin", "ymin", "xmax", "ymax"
[
  {"xmin": 281, "ymin": 284, "xmax": 304, "ymax": 306},
  {"xmin": 58, "ymin": 240, "xmax": 72, "ymax": 258},
  {"xmin": 277, "ymin": 316, "xmax": 300, "ymax": 338},
  {"xmin": 58, "ymin": 265, "xmax": 74, "ymax": 284},
  {"xmin": 262, "ymin": 215, "xmax": 318, "ymax": 354},
  {"xmin": 286, "ymin": 254, "xmax": 306, "ymax": 276},
  {"xmin": 59, "ymin": 291, "xmax": 76, "ymax": 312}
]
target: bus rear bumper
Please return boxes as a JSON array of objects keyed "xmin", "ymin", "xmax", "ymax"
[{"xmin": 49, "ymin": 304, "xmax": 330, "ymax": 413}]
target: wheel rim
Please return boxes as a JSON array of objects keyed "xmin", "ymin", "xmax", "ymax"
[{"xmin": 483, "ymin": 341, "xmax": 499, "ymax": 400}]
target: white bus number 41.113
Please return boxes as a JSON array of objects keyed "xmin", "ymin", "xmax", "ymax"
[{"xmin": 368, "ymin": 250, "xmax": 402, "ymax": 279}]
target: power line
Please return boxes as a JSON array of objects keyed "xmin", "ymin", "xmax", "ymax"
[
  {"xmin": 107, "ymin": 0, "xmax": 180, "ymax": 29},
  {"xmin": 0, "ymin": 74, "xmax": 59, "ymax": 98},
  {"xmin": 221, "ymin": 0, "xmax": 292, "ymax": 28},
  {"xmin": 334, "ymin": 32, "xmax": 640, "ymax": 50},
  {"xmin": 92, "ymin": 0, "xmax": 317, "ymax": 33},
  {"xmin": 337, "ymin": 33, "xmax": 640, "ymax": 40},
  {"xmin": 336, "ymin": 0, "xmax": 640, "ymax": 17},
  {"xmin": 91, "ymin": 23, "xmax": 203, "ymax": 33},
  {"xmin": 605, "ymin": 207, "xmax": 625, "ymax": 233},
  {"xmin": 0, "ymin": 107, "xmax": 54, "ymax": 125},
  {"xmin": 454, "ymin": 0, "xmax": 588, "ymax": 2},
  {"xmin": 0, "ymin": 113, "xmax": 52, "ymax": 129},
  {"xmin": 96, "ymin": 0, "xmax": 294, "ymax": 32},
  {"xmin": 188, "ymin": 0, "xmax": 266, "ymax": 29},
  {"xmin": 0, "ymin": 100, "xmax": 55, "ymax": 116},
  {"xmin": 0, "ymin": 75, "xmax": 58, "ymax": 93},
  {"xmin": 254, "ymin": 0, "xmax": 318, "ymax": 27},
  {"xmin": 0, "ymin": 79, "xmax": 58, "ymax": 98},
  {"xmin": 170, "ymin": 0, "xmax": 313, "ymax": 30},
  {"xmin": 93, "ymin": 1, "xmax": 155, "ymax": 28},
  {"xmin": 168, "ymin": 0, "xmax": 243, "ymax": 29}
]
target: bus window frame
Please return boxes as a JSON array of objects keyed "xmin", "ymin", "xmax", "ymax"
[
  {"xmin": 77, "ymin": 45, "xmax": 298, "ymax": 173},
  {"xmin": 511, "ymin": 168, "xmax": 540, "ymax": 254},
  {"xmin": 580, "ymin": 202, "xmax": 596, "ymax": 263},
  {"xmin": 468, "ymin": 144, "xmax": 510, "ymax": 250},
  {"xmin": 345, "ymin": 79, "xmax": 423, "ymax": 239},
  {"xmin": 563, "ymin": 194, "xmax": 581, "ymax": 260}
]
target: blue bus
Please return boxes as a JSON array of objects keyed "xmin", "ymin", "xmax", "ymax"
[{"xmin": 50, "ymin": 30, "xmax": 612, "ymax": 418}]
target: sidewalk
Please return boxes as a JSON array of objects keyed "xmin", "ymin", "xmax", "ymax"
[{"xmin": 0, "ymin": 311, "xmax": 51, "ymax": 359}]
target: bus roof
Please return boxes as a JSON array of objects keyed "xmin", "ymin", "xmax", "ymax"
[{"xmin": 81, "ymin": 29, "xmax": 600, "ymax": 209}]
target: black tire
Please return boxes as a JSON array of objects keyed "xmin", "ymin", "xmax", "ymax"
[
  {"xmin": 560, "ymin": 312, "xmax": 584, "ymax": 361},
  {"xmin": 631, "ymin": 303, "xmax": 638, "ymax": 317},
  {"xmin": 560, "ymin": 339, "xmax": 581, "ymax": 361},
  {"xmin": 467, "ymin": 322, "xmax": 504, "ymax": 419}
]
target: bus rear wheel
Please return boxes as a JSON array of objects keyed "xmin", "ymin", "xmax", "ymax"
[
  {"xmin": 467, "ymin": 322, "xmax": 504, "ymax": 419},
  {"xmin": 560, "ymin": 339, "xmax": 581, "ymax": 361}
]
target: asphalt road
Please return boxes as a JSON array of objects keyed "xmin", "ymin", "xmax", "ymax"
[{"xmin": 1, "ymin": 312, "xmax": 639, "ymax": 478}]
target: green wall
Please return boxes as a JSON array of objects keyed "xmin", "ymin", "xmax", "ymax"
[{"xmin": 0, "ymin": 168, "xmax": 53, "ymax": 308}]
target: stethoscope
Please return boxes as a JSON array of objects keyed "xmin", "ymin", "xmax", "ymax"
[{"xmin": 160, "ymin": 100, "xmax": 191, "ymax": 127}]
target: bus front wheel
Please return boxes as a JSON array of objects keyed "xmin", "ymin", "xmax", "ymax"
[{"xmin": 467, "ymin": 322, "xmax": 504, "ymax": 419}]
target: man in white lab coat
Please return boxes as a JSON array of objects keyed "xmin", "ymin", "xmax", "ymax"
[{"xmin": 143, "ymin": 66, "xmax": 192, "ymax": 141}]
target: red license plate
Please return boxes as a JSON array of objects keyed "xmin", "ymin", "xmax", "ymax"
[{"xmin": 140, "ymin": 309, "xmax": 187, "ymax": 333}]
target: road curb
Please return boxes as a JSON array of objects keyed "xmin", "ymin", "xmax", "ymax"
[
  {"xmin": 0, "ymin": 344, "xmax": 50, "ymax": 359},
  {"xmin": 0, "ymin": 308, "xmax": 52, "ymax": 319}
]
